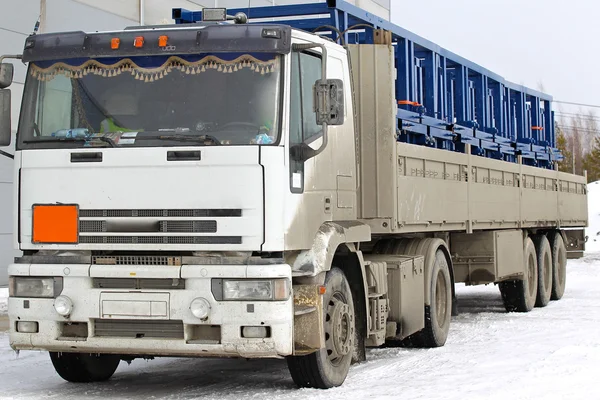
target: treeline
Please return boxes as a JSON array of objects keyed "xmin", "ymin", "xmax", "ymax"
[{"xmin": 556, "ymin": 110, "xmax": 600, "ymax": 183}]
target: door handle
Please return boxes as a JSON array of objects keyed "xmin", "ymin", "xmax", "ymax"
[
  {"xmin": 70, "ymin": 152, "xmax": 102, "ymax": 163},
  {"xmin": 167, "ymin": 151, "xmax": 201, "ymax": 161}
]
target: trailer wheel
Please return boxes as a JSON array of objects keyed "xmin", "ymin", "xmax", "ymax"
[
  {"xmin": 499, "ymin": 237, "xmax": 538, "ymax": 312},
  {"xmin": 286, "ymin": 267, "xmax": 355, "ymax": 389},
  {"xmin": 548, "ymin": 231, "xmax": 567, "ymax": 300},
  {"xmin": 49, "ymin": 352, "xmax": 120, "ymax": 383},
  {"xmin": 533, "ymin": 234, "xmax": 552, "ymax": 307}
]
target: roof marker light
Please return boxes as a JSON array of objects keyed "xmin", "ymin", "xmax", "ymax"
[
  {"xmin": 110, "ymin": 38, "xmax": 120, "ymax": 50},
  {"xmin": 133, "ymin": 36, "xmax": 144, "ymax": 48},
  {"xmin": 158, "ymin": 35, "xmax": 168, "ymax": 47},
  {"xmin": 202, "ymin": 8, "xmax": 227, "ymax": 22}
]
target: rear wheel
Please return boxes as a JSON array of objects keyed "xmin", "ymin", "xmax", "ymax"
[
  {"xmin": 49, "ymin": 352, "xmax": 120, "ymax": 383},
  {"xmin": 499, "ymin": 237, "xmax": 538, "ymax": 312},
  {"xmin": 407, "ymin": 248, "xmax": 452, "ymax": 347},
  {"xmin": 377, "ymin": 238, "xmax": 452, "ymax": 348},
  {"xmin": 548, "ymin": 231, "xmax": 567, "ymax": 300},
  {"xmin": 287, "ymin": 267, "xmax": 356, "ymax": 389},
  {"xmin": 533, "ymin": 234, "xmax": 552, "ymax": 307}
]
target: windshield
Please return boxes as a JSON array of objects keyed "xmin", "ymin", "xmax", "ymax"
[{"xmin": 17, "ymin": 53, "xmax": 282, "ymax": 149}]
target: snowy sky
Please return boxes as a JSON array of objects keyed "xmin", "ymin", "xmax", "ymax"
[{"xmin": 391, "ymin": 0, "xmax": 600, "ymax": 116}]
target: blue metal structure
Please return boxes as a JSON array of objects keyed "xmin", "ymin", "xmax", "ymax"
[{"xmin": 173, "ymin": 0, "xmax": 560, "ymax": 168}]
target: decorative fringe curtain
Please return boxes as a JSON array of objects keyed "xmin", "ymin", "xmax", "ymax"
[{"xmin": 30, "ymin": 55, "xmax": 278, "ymax": 82}]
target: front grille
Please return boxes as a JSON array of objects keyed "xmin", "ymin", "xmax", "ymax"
[
  {"xmin": 80, "ymin": 236, "xmax": 241, "ymax": 245},
  {"xmin": 80, "ymin": 209, "xmax": 242, "ymax": 218},
  {"xmin": 93, "ymin": 278, "xmax": 185, "ymax": 290},
  {"xmin": 92, "ymin": 255, "xmax": 182, "ymax": 265},
  {"xmin": 94, "ymin": 319, "xmax": 184, "ymax": 339}
]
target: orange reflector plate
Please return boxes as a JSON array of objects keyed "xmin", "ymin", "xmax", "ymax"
[
  {"xmin": 133, "ymin": 36, "xmax": 144, "ymax": 48},
  {"xmin": 111, "ymin": 38, "xmax": 120, "ymax": 49},
  {"xmin": 32, "ymin": 205, "xmax": 79, "ymax": 244},
  {"xmin": 158, "ymin": 35, "xmax": 168, "ymax": 47}
]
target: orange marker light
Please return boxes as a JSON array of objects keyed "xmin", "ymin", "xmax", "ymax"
[
  {"xmin": 318, "ymin": 285, "xmax": 327, "ymax": 295},
  {"xmin": 133, "ymin": 36, "xmax": 144, "ymax": 48},
  {"xmin": 110, "ymin": 38, "xmax": 120, "ymax": 49},
  {"xmin": 158, "ymin": 35, "xmax": 168, "ymax": 47},
  {"xmin": 32, "ymin": 205, "xmax": 79, "ymax": 244}
]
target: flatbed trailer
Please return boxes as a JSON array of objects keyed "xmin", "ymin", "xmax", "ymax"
[{"xmin": 0, "ymin": 0, "xmax": 587, "ymax": 389}]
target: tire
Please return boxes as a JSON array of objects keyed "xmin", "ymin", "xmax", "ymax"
[
  {"xmin": 406, "ymin": 248, "xmax": 452, "ymax": 348},
  {"xmin": 49, "ymin": 352, "xmax": 120, "ymax": 383},
  {"xmin": 548, "ymin": 231, "xmax": 567, "ymax": 300},
  {"xmin": 378, "ymin": 238, "xmax": 453, "ymax": 348},
  {"xmin": 532, "ymin": 234, "xmax": 552, "ymax": 307},
  {"xmin": 287, "ymin": 267, "xmax": 356, "ymax": 389},
  {"xmin": 499, "ymin": 237, "xmax": 538, "ymax": 312}
]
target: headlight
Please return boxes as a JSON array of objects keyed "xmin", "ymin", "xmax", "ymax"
[
  {"xmin": 214, "ymin": 279, "xmax": 290, "ymax": 301},
  {"xmin": 9, "ymin": 277, "xmax": 63, "ymax": 298}
]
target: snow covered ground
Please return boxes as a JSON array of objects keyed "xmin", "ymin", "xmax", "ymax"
[
  {"xmin": 0, "ymin": 288, "xmax": 7, "ymax": 314},
  {"xmin": 586, "ymin": 180, "xmax": 600, "ymax": 252},
  {"xmin": 0, "ymin": 253, "xmax": 599, "ymax": 400}
]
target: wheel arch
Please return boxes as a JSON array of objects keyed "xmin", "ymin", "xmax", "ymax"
[{"xmin": 291, "ymin": 221, "xmax": 371, "ymax": 277}]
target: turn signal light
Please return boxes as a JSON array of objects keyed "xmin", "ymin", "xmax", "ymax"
[
  {"xmin": 133, "ymin": 36, "xmax": 144, "ymax": 48},
  {"xmin": 32, "ymin": 204, "xmax": 78, "ymax": 244},
  {"xmin": 110, "ymin": 38, "xmax": 120, "ymax": 49},
  {"xmin": 158, "ymin": 35, "xmax": 168, "ymax": 47}
]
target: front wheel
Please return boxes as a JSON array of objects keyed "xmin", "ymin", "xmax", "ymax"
[
  {"xmin": 286, "ymin": 267, "xmax": 356, "ymax": 389},
  {"xmin": 49, "ymin": 352, "xmax": 120, "ymax": 383}
]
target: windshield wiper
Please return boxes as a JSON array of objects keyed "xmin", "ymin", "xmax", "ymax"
[
  {"xmin": 24, "ymin": 136, "xmax": 117, "ymax": 148},
  {"xmin": 137, "ymin": 134, "xmax": 222, "ymax": 145}
]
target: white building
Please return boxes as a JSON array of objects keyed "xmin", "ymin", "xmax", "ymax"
[{"xmin": 0, "ymin": 0, "xmax": 390, "ymax": 286}]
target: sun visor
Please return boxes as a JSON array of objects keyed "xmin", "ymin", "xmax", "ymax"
[{"xmin": 22, "ymin": 24, "xmax": 291, "ymax": 63}]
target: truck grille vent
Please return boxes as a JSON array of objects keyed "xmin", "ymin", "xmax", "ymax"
[
  {"xmin": 80, "ymin": 209, "xmax": 242, "ymax": 218},
  {"xmin": 79, "ymin": 221, "xmax": 217, "ymax": 233},
  {"xmin": 92, "ymin": 255, "xmax": 182, "ymax": 265},
  {"xmin": 94, "ymin": 319, "xmax": 184, "ymax": 339},
  {"xmin": 80, "ymin": 220, "xmax": 107, "ymax": 233},
  {"xmin": 93, "ymin": 278, "xmax": 185, "ymax": 290},
  {"xmin": 159, "ymin": 220, "xmax": 217, "ymax": 233},
  {"xmin": 80, "ymin": 236, "xmax": 242, "ymax": 245}
]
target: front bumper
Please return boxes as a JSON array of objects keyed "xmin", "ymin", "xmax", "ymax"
[{"xmin": 8, "ymin": 262, "xmax": 293, "ymax": 358}]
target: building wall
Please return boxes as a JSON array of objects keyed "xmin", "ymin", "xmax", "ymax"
[
  {"xmin": 0, "ymin": 0, "xmax": 389, "ymax": 286},
  {"xmin": 0, "ymin": 1, "xmax": 40, "ymax": 287}
]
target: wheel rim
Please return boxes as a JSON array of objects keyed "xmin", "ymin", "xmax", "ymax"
[
  {"xmin": 527, "ymin": 252, "xmax": 536, "ymax": 297},
  {"xmin": 324, "ymin": 292, "xmax": 354, "ymax": 366},
  {"xmin": 435, "ymin": 270, "xmax": 448, "ymax": 327}
]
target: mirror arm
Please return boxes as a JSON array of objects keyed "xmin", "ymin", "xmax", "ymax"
[
  {"xmin": 0, "ymin": 54, "xmax": 23, "ymax": 64},
  {"xmin": 0, "ymin": 149, "xmax": 14, "ymax": 160},
  {"xmin": 292, "ymin": 42, "xmax": 329, "ymax": 158}
]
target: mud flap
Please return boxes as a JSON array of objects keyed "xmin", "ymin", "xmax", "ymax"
[{"xmin": 292, "ymin": 285, "xmax": 324, "ymax": 355}]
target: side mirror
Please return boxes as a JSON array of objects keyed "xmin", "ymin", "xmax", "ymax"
[
  {"xmin": 0, "ymin": 89, "xmax": 11, "ymax": 146},
  {"xmin": 314, "ymin": 79, "xmax": 344, "ymax": 126},
  {"xmin": 0, "ymin": 63, "xmax": 14, "ymax": 89}
]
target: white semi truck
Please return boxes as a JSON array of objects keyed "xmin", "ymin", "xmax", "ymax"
[{"xmin": 0, "ymin": 0, "xmax": 587, "ymax": 389}]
